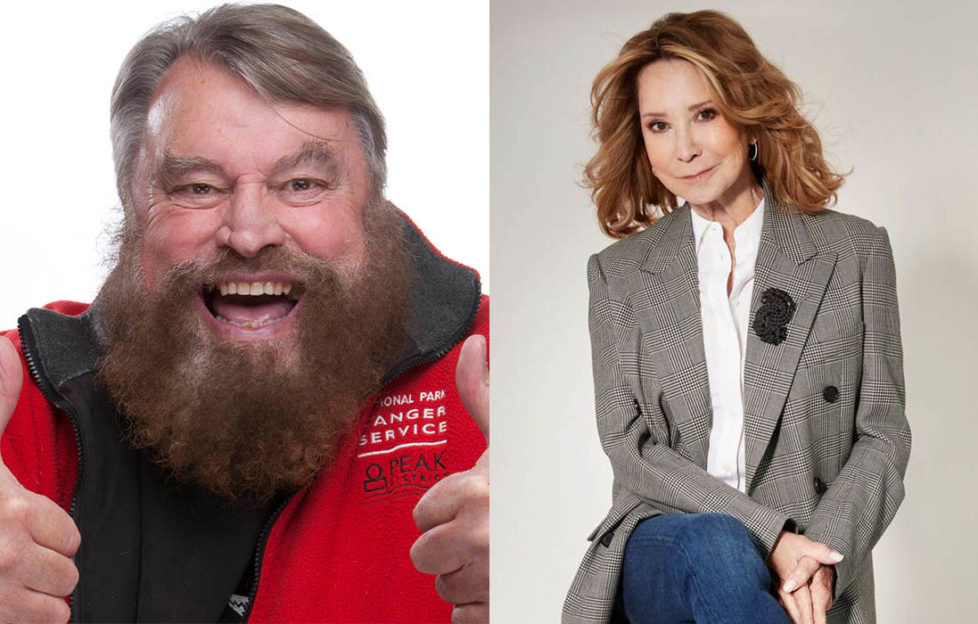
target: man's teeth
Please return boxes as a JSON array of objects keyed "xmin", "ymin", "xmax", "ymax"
[
  {"xmin": 213, "ymin": 314, "xmax": 286, "ymax": 329},
  {"xmin": 214, "ymin": 281, "xmax": 295, "ymax": 297}
]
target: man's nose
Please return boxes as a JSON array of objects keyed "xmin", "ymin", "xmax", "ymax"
[
  {"xmin": 675, "ymin": 127, "xmax": 701, "ymax": 163},
  {"xmin": 217, "ymin": 184, "xmax": 286, "ymax": 258}
]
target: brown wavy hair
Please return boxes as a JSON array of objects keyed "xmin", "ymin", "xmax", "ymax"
[{"xmin": 586, "ymin": 10, "xmax": 846, "ymax": 238}]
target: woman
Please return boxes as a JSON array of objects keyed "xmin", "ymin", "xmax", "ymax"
[{"xmin": 563, "ymin": 11, "xmax": 910, "ymax": 624}]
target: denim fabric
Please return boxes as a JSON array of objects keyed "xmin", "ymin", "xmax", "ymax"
[{"xmin": 621, "ymin": 513, "xmax": 790, "ymax": 624}]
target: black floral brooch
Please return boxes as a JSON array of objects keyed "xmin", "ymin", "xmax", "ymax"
[{"xmin": 752, "ymin": 288, "xmax": 796, "ymax": 345}]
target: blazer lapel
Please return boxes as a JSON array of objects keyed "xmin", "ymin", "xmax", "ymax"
[
  {"xmin": 743, "ymin": 194, "xmax": 837, "ymax": 491},
  {"xmin": 637, "ymin": 207, "xmax": 713, "ymax": 467}
]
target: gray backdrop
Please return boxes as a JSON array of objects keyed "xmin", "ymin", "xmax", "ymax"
[{"xmin": 491, "ymin": 1, "xmax": 978, "ymax": 621}]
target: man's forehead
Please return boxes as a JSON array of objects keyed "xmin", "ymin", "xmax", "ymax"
[
  {"xmin": 145, "ymin": 86, "xmax": 176, "ymax": 141},
  {"xmin": 146, "ymin": 57, "xmax": 353, "ymax": 134},
  {"xmin": 143, "ymin": 56, "xmax": 219, "ymax": 138},
  {"xmin": 141, "ymin": 57, "xmax": 359, "ymax": 172}
]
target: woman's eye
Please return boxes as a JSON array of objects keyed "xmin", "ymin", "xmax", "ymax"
[
  {"xmin": 697, "ymin": 108, "xmax": 717, "ymax": 121},
  {"xmin": 647, "ymin": 121, "xmax": 668, "ymax": 133}
]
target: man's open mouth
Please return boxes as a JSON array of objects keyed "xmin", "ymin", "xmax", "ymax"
[{"xmin": 202, "ymin": 280, "xmax": 304, "ymax": 329}]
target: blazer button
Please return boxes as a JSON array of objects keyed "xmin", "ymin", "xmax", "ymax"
[
  {"xmin": 814, "ymin": 477, "xmax": 828, "ymax": 494},
  {"xmin": 600, "ymin": 531, "xmax": 614, "ymax": 547},
  {"xmin": 822, "ymin": 385, "xmax": 840, "ymax": 403}
]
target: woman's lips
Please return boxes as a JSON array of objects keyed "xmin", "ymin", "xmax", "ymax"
[{"xmin": 680, "ymin": 165, "xmax": 717, "ymax": 182}]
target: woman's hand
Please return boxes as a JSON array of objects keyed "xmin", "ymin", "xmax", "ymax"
[
  {"xmin": 809, "ymin": 564, "xmax": 835, "ymax": 623},
  {"xmin": 769, "ymin": 531, "xmax": 842, "ymax": 588},
  {"xmin": 778, "ymin": 581, "xmax": 814, "ymax": 624},
  {"xmin": 776, "ymin": 560, "xmax": 834, "ymax": 624},
  {"xmin": 769, "ymin": 532, "xmax": 841, "ymax": 624}
]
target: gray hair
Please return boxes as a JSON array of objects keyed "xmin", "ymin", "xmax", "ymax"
[{"xmin": 110, "ymin": 3, "xmax": 387, "ymax": 213}]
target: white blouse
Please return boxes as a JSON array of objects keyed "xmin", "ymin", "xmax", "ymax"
[{"xmin": 690, "ymin": 199, "xmax": 764, "ymax": 493}]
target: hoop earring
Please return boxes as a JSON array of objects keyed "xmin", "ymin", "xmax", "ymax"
[{"xmin": 748, "ymin": 142, "xmax": 758, "ymax": 162}]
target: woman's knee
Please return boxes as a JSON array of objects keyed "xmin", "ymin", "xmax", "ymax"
[
  {"xmin": 677, "ymin": 514, "xmax": 763, "ymax": 563},
  {"xmin": 681, "ymin": 514, "xmax": 755, "ymax": 546},
  {"xmin": 621, "ymin": 513, "xmax": 775, "ymax": 614},
  {"xmin": 628, "ymin": 513, "xmax": 767, "ymax": 575}
]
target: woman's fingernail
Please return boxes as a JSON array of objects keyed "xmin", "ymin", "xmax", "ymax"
[
  {"xmin": 830, "ymin": 551, "xmax": 844, "ymax": 563},
  {"xmin": 783, "ymin": 579, "xmax": 797, "ymax": 592}
]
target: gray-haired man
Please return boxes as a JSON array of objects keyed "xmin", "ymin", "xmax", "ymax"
[{"xmin": 0, "ymin": 4, "xmax": 488, "ymax": 622}]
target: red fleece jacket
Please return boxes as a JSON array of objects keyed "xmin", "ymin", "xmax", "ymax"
[{"xmin": 1, "ymin": 297, "xmax": 488, "ymax": 623}]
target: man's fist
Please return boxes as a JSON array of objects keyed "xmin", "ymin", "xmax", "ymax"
[
  {"xmin": 410, "ymin": 335, "xmax": 489, "ymax": 623},
  {"xmin": 0, "ymin": 336, "xmax": 81, "ymax": 624}
]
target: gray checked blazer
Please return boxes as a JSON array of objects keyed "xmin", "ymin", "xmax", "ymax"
[{"xmin": 563, "ymin": 191, "xmax": 911, "ymax": 624}]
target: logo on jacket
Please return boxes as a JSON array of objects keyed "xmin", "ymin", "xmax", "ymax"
[{"xmin": 357, "ymin": 388, "xmax": 451, "ymax": 500}]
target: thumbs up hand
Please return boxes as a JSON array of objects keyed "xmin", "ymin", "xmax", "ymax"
[
  {"xmin": 0, "ymin": 336, "xmax": 80, "ymax": 624},
  {"xmin": 410, "ymin": 335, "xmax": 489, "ymax": 623}
]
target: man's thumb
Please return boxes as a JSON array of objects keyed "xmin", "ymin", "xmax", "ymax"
[
  {"xmin": 455, "ymin": 334, "xmax": 489, "ymax": 444},
  {"xmin": 0, "ymin": 336, "xmax": 24, "ymax": 437}
]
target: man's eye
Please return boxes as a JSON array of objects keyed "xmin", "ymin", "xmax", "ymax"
[
  {"xmin": 166, "ymin": 183, "xmax": 225, "ymax": 208},
  {"xmin": 274, "ymin": 178, "xmax": 328, "ymax": 204},
  {"xmin": 289, "ymin": 179, "xmax": 314, "ymax": 192}
]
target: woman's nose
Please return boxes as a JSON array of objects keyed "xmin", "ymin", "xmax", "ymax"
[{"xmin": 674, "ymin": 127, "xmax": 701, "ymax": 163}]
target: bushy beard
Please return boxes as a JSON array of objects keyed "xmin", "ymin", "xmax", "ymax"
[{"xmin": 95, "ymin": 201, "xmax": 409, "ymax": 502}]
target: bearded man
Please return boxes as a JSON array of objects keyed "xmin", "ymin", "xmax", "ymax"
[{"xmin": 0, "ymin": 4, "xmax": 488, "ymax": 623}]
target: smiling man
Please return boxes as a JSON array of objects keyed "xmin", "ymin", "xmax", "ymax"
[{"xmin": 0, "ymin": 4, "xmax": 488, "ymax": 623}]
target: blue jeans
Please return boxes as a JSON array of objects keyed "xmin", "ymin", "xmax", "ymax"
[{"xmin": 620, "ymin": 513, "xmax": 790, "ymax": 624}]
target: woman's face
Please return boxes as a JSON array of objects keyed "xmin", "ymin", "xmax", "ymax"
[{"xmin": 637, "ymin": 58, "xmax": 754, "ymax": 209}]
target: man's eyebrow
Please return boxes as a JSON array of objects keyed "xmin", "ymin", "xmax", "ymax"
[
  {"xmin": 272, "ymin": 140, "xmax": 338, "ymax": 174},
  {"xmin": 155, "ymin": 151, "xmax": 226, "ymax": 187},
  {"xmin": 152, "ymin": 141, "xmax": 338, "ymax": 188}
]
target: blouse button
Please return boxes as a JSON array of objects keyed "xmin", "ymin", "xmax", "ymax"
[{"xmin": 822, "ymin": 386, "xmax": 840, "ymax": 403}]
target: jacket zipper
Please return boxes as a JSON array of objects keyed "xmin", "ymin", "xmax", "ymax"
[
  {"xmin": 239, "ymin": 492, "xmax": 295, "ymax": 622},
  {"xmin": 241, "ymin": 288, "xmax": 484, "ymax": 621},
  {"xmin": 16, "ymin": 315, "xmax": 86, "ymax": 621}
]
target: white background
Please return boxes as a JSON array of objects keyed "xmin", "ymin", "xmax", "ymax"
[
  {"xmin": 492, "ymin": 1, "xmax": 978, "ymax": 622},
  {"xmin": 0, "ymin": 0, "xmax": 489, "ymax": 325}
]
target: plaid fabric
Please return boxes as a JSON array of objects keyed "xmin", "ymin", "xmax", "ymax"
[{"xmin": 563, "ymin": 193, "xmax": 910, "ymax": 624}]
